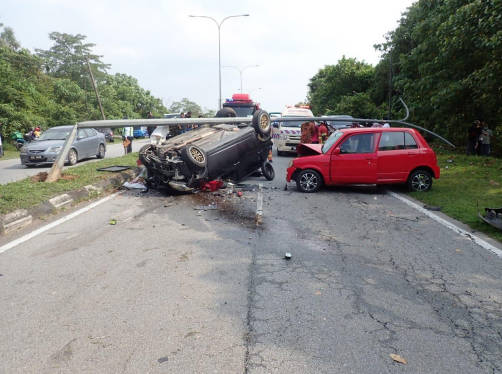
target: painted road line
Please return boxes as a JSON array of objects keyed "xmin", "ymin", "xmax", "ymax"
[
  {"xmin": 0, "ymin": 192, "xmax": 121, "ymax": 254},
  {"xmin": 389, "ymin": 191, "xmax": 502, "ymax": 258}
]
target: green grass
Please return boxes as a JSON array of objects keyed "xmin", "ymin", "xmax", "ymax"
[
  {"xmin": 408, "ymin": 151, "xmax": 502, "ymax": 243},
  {"xmin": 0, "ymin": 152, "xmax": 138, "ymax": 214},
  {"xmin": 0, "ymin": 143, "xmax": 21, "ymax": 160}
]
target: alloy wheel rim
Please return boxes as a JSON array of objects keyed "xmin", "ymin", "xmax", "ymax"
[
  {"xmin": 411, "ymin": 173, "xmax": 430, "ymax": 191},
  {"xmin": 190, "ymin": 147, "xmax": 205, "ymax": 164},
  {"xmin": 300, "ymin": 172, "xmax": 318, "ymax": 191},
  {"xmin": 70, "ymin": 150, "xmax": 77, "ymax": 163},
  {"xmin": 260, "ymin": 114, "xmax": 269, "ymax": 130},
  {"xmin": 99, "ymin": 145, "xmax": 104, "ymax": 157}
]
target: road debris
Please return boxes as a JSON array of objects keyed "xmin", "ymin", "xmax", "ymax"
[
  {"xmin": 478, "ymin": 206, "xmax": 502, "ymax": 230},
  {"xmin": 96, "ymin": 165, "xmax": 131, "ymax": 172},
  {"xmin": 284, "ymin": 252, "xmax": 292, "ymax": 260},
  {"xmin": 424, "ymin": 205, "xmax": 442, "ymax": 211},
  {"xmin": 389, "ymin": 353, "xmax": 407, "ymax": 364},
  {"xmin": 157, "ymin": 356, "xmax": 169, "ymax": 364},
  {"xmin": 109, "ymin": 219, "xmax": 117, "ymax": 225}
]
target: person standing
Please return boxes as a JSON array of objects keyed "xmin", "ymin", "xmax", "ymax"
[
  {"xmin": 467, "ymin": 120, "xmax": 481, "ymax": 155},
  {"xmin": 146, "ymin": 111, "xmax": 155, "ymax": 137},
  {"xmin": 122, "ymin": 124, "xmax": 134, "ymax": 154},
  {"xmin": 318, "ymin": 121, "xmax": 329, "ymax": 144},
  {"xmin": 479, "ymin": 122, "xmax": 493, "ymax": 156},
  {"xmin": 300, "ymin": 121, "xmax": 316, "ymax": 144}
]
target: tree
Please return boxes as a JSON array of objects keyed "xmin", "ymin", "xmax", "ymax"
[
  {"xmin": 35, "ymin": 32, "xmax": 110, "ymax": 87},
  {"xmin": 0, "ymin": 23, "xmax": 20, "ymax": 50},
  {"xmin": 307, "ymin": 57, "xmax": 375, "ymax": 115},
  {"xmin": 169, "ymin": 98, "xmax": 203, "ymax": 117}
]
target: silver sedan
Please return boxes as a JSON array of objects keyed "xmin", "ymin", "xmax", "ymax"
[{"xmin": 19, "ymin": 126, "xmax": 106, "ymax": 166}]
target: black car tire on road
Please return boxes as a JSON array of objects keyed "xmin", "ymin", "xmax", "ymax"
[
  {"xmin": 252, "ymin": 110, "xmax": 271, "ymax": 137},
  {"xmin": 408, "ymin": 169, "xmax": 433, "ymax": 192},
  {"xmin": 261, "ymin": 161, "xmax": 275, "ymax": 181},
  {"xmin": 68, "ymin": 148, "xmax": 78, "ymax": 166},
  {"xmin": 296, "ymin": 169, "xmax": 323, "ymax": 193},
  {"xmin": 96, "ymin": 144, "xmax": 105, "ymax": 159},
  {"xmin": 186, "ymin": 144, "xmax": 207, "ymax": 168}
]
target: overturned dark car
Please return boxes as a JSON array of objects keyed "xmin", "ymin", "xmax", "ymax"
[{"xmin": 139, "ymin": 110, "xmax": 274, "ymax": 191}]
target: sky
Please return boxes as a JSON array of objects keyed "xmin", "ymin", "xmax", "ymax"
[{"xmin": 2, "ymin": 0, "xmax": 416, "ymax": 113}]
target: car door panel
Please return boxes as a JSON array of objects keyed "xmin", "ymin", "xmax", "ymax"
[{"xmin": 330, "ymin": 133, "xmax": 377, "ymax": 183}]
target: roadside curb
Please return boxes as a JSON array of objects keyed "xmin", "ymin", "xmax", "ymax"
[{"xmin": 0, "ymin": 170, "xmax": 134, "ymax": 238}]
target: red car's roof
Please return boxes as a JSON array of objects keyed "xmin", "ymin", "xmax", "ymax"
[{"xmin": 338, "ymin": 127, "xmax": 417, "ymax": 134}]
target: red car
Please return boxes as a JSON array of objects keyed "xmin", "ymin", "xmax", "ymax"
[{"xmin": 286, "ymin": 127, "xmax": 440, "ymax": 193}]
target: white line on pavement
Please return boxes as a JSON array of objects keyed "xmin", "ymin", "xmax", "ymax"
[
  {"xmin": 0, "ymin": 192, "xmax": 121, "ymax": 255},
  {"xmin": 389, "ymin": 191, "xmax": 502, "ymax": 258}
]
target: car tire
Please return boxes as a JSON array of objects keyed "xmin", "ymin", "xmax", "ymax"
[
  {"xmin": 257, "ymin": 133, "xmax": 272, "ymax": 142},
  {"xmin": 186, "ymin": 144, "xmax": 207, "ymax": 168},
  {"xmin": 408, "ymin": 169, "xmax": 433, "ymax": 192},
  {"xmin": 68, "ymin": 148, "xmax": 78, "ymax": 165},
  {"xmin": 296, "ymin": 169, "xmax": 322, "ymax": 193},
  {"xmin": 139, "ymin": 144, "xmax": 153, "ymax": 166},
  {"xmin": 96, "ymin": 144, "xmax": 105, "ymax": 159},
  {"xmin": 261, "ymin": 161, "xmax": 275, "ymax": 181},
  {"xmin": 252, "ymin": 110, "xmax": 271, "ymax": 137},
  {"xmin": 215, "ymin": 107, "xmax": 237, "ymax": 118}
]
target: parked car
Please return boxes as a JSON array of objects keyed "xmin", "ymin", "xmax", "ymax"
[
  {"xmin": 19, "ymin": 126, "xmax": 106, "ymax": 167},
  {"xmin": 97, "ymin": 127, "xmax": 114, "ymax": 142},
  {"xmin": 133, "ymin": 126, "xmax": 148, "ymax": 138},
  {"xmin": 139, "ymin": 110, "xmax": 274, "ymax": 191},
  {"xmin": 286, "ymin": 127, "xmax": 440, "ymax": 193}
]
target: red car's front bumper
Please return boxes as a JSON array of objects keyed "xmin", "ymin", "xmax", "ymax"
[{"xmin": 286, "ymin": 166, "xmax": 297, "ymax": 182}]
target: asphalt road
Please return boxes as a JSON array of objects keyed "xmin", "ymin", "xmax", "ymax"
[
  {"xmin": 0, "ymin": 138, "xmax": 149, "ymax": 185},
  {"xmin": 0, "ymin": 151, "xmax": 501, "ymax": 373}
]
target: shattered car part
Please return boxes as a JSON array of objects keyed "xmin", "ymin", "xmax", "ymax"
[
  {"xmin": 478, "ymin": 206, "xmax": 502, "ymax": 230},
  {"xmin": 139, "ymin": 110, "xmax": 274, "ymax": 191}
]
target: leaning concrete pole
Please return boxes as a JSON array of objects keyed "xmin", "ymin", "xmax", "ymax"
[
  {"xmin": 45, "ymin": 124, "xmax": 78, "ymax": 183},
  {"xmin": 87, "ymin": 59, "xmax": 106, "ymax": 121}
]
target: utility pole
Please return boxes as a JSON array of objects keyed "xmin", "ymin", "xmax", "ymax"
[
  {"xmin": 388, "ymin": 52, "xmax": 393, "ymax": 120},
  {"xmin": 86, "ymin": 59, "xmax": 106, "ymax": 120}
]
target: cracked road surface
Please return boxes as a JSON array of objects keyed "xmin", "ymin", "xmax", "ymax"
[{"xmin": 0, "ymin": 155, "xmax": 501, "ymax": 373}]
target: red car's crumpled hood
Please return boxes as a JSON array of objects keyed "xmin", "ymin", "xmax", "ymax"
[{"xmin": 297, "ymin": 143, "xmax": 323, "ymax": 156}]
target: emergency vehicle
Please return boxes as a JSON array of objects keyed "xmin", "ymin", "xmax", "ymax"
[
  {"xmin": 222, "ymin": 93, "xmax": 260, "ymax": 117},
  {"xmin": 273, "ymin": 105, "xmax": 314, "ymax": 156}
]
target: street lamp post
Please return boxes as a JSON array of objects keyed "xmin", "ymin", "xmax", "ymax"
[
  {"xmin": 223, "ymin": 65, "xmax": 259, "ymax": 93},
  {"xmin": 189, "ymin": 14, "xmax": 249, "ymax": 109}
]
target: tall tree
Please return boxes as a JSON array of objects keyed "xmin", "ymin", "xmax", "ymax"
[{"xmin": 169, "ymin": 98, "xmax": 203, "ymax": 117}]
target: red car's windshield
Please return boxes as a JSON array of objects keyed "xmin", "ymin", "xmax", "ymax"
[{"xmin": 322, "ymin": 131, "xmax": 344, "ymax": 153}]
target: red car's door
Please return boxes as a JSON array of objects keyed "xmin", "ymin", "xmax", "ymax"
[{"xmin": 330, "ymin": 133, "xmax": 377, "ymax": 183}]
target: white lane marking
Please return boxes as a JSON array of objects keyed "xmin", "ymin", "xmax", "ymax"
[
  {"xmin": 389, "ymin": 191, "xmax": 502, "ymax": 258},
  {"xmin": 0, "ymin": 192, "xmax": 121, "ymax": 254}
]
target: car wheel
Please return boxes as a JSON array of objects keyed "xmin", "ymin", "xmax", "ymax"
[
  {"xmin": 408, "ymin": 169, "xmax": 432, "ymax": 192},
  {"xmin": 257, "ymin": 133, "xmax": 272, "ymax": 142},
  {"xmin": 296, "ymin": 169, "xmax": 322, "ymax": 193},
  {"xmin": 96, "ymin": 144, "xmax": 105, "ymax": 159},
  {"xmin": 252, "ymin": 110, "xmax": 271, "ymax": 137},
  {"xmin": 261, "ymin": 162, "xmax": 275, "ymax": 181},
  {"xmin": 186, "ymin": 144, "xmax": 207, "ymax": 168},
  {"xmin": 68, "ymin": 148, "xmax": 78, "ymax": 165}
]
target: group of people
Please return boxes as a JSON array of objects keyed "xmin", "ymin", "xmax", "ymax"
[
  {"xmin": 300, "ymin": 121, "xmax": 330, "ymax": 144},
  {"xmin": 467, "ymin": 120, "xmax": 493, "ymax": 156}
]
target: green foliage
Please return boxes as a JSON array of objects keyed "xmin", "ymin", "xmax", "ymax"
[
  {"xmin": 330, "ymin": 92, "xmax": 380, "ymax": 119},
  {"xmin": 169, "ymin": 98, "xmax": 203, "ymax": 117},
  {"xmin": 307, "ymin": 57, "xmax": 375, "ymax": 115},
  {"xmin": 0, "ymin": 29, "xmax": 171, "ymax": 139}
]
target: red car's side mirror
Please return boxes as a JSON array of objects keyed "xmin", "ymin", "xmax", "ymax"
[{"xmin": 333, "ymin": 147, "xmax": 341, "ymax": 155}]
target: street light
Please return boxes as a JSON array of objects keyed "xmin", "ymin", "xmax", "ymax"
[
  {"xmin": 189, "ymin": 13, "xmax": 249, "ymax": 109},
  {"xmin": 223, "ymin": 64, "xmax": 260, "ymax": 93}
]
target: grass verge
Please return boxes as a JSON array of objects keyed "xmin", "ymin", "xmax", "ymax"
[
  {"xmin": 408, "ymin": 151, "xmax": 502, "ymax": 243},
  {"xmin": 0, "ymin": 152, "xmax": 138, "ymax": 215},
  {"xmin": 0, "ymin": 143, "xmax": 20, "ymax": 160}
]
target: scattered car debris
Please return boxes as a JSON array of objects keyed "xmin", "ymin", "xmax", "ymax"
[
  {"xmin": 157, "ymin": 356, "xmax": 169, "ymax": 364},
  {"xmin": 96, "ymin": 165, "xmax": 131, "ymax": 172},
  {"xmin": 122, "ymin": 181, "xmax": 148, "ymax": 192},
  {"xmin": 194, "ymin": 204, "xmax": 218, "ymax": 211},
  {"xmin": 284, "ymin": 252, "xmax": 292, "ymax": 260},
  {"xmin": 389, "ymin": 353, "xmax": 407, "ymax": 364},
  {"xmin": 109, "ymin": 219, "xmax": 117, "ymax": 225},
  {"xmin": 478, "ymin": 206, "xmax": 502, "ymax": 230},
  {"xmin": 122, "ymin": 161, "xmax": 148, "ymax": 191},
  {"xmin": 424, "ymin": 205, "xmax": 442, "ymax": 211}
]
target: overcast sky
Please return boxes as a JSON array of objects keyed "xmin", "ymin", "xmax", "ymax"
[{"xmin": 3, "ymin": 0, "xmax": 416, "ymax": 113}]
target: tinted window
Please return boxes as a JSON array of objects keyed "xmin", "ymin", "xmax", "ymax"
[
  {"xmin": 77, "ymin": 129, "xmax": 88, "ymax": 139},
  {"xmin": 405, "ymin": 132, "xmax": 418, "ymax": 149},
  {"xmin": 340, "ymin": 133, "xmax": 375, "ymax": 154},
  {"xmin": 378, "ymin": 132, "xmax": 405, "ymax": 151},
  {"xmin": 85, "ymin": 128, "xmax": 97, "ymax": 137}
]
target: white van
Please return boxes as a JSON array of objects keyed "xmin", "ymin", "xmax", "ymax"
[{"xmin": 272, "ymin": 106, "xmax": 314, "ymax": 155}]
